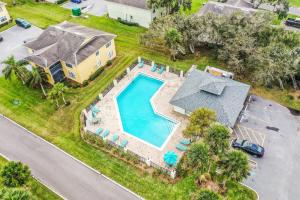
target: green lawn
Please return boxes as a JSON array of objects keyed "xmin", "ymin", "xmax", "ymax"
[
  {"xmin": 0, "ymin": 156, "xmax": 61, "ymax": 200},
  {"xmin": 289, "ymin": 0, "xmax": 300, "ymax": 7},
  {"xmin": 183, "ymin": 0, "xmax": 208, "ymax": 15}
]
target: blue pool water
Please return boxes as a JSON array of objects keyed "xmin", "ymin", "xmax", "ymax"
[{"xmin": 116, "ymin": 74, "xmax": 177, "ymax": 148}]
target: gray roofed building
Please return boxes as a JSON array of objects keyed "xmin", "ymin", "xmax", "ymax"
[
  {"xmin": 170, "ymin": 69, "xmax": 250, "ymax": 127},
  {"xmin": 197, "ymin": 1, "xmax": 257, "ymax": 16},
  {"xmin": 24, "ymin": 21, "xmax": 116, "ymax": 68},
  {"xmin": 105, "ymin": 0, "xmax": 148, "ymax": 9}
]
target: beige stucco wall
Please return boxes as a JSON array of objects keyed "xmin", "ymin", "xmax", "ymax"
[
  {"xmin": 0, "ymin": 3, "xmax": 10, "ymax": 25},
  {"xmin": 64, "ymin": 39, "xmax": 116, "ymax": 84},
  {"xmin": 105, "ymin": 1, "xmax": 165, "ymax": 28}
]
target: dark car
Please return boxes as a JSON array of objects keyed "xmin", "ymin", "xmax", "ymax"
[
  {"xmin": 232, "ymin": 139, "xmax": 264, "ymax": 157},
  {"xmin": 71, "ymin": 0, "xmax": 81, "ymax": 4},
  {"xmin": 0, "ymin": 36, "xmax": 3, "ymax": 42},
  {"xmin": 15, "ymin": 18, "xmax": 31, "ymax": 29},
  {"xmin": 285, "ymin": 18, "xmax": 300, "ymax": 29}
]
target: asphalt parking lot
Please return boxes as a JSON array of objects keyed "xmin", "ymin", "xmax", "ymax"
[
  {"xmin": 235, "ymin": 95, "xmax": 300, "ymax": 200},
  {"xmin": 62, "ymin": 0, "xmax": 107, "ymax": 16},
  {"xmin": 0, "ymin": 25, "xmax": 43, "ymax": 75}
]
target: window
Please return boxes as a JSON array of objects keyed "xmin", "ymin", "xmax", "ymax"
[
  {"xmin": 105, "ymin": 41, "xmax": 111, "ymax": 48},
  {"xmin": 66, "ymin": 63, "xmax": 73, "ymax": 68},
  {"xmin": 0, "ymin": 16, "xmax": 7, "ymax": 23},
  {"xmin": 108, "ymin": 50, "xmax": 113, "ymax": 59},
  {"xmin": 96, "ymin": 50, "xmax": 99, "ymax": 56},
  {"xmin": 68, "ymin": 71, "xmax": 76, "ymax": 79}
]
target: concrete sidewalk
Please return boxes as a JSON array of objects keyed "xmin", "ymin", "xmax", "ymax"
[{"xmin": 0, "ymin": 115, "xmax": 141, "ymax": 200}]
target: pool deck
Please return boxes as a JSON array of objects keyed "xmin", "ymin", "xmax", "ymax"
[{"xmin": 85, "ymin": 64, "xmax": 189, "ymax": 167}]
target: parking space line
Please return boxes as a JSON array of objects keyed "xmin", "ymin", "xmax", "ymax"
[{"xmin": 246, "ymin": 128, "xmax": 260, "ymax": 145}]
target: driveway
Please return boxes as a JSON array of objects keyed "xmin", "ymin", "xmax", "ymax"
[
  {"xmin": 0, "ymin": 115, "xmax": 140, "ymax": 200},
  {"xmin": 236, "ymin": 95, "xmax": 300, "ymax": 200},
  {"xmin": 0, "ymin": 25, "xmax": 43, "ymax": 74},
  {"xmin": 62, "ymin": 0, "xmax": 107, "ymax": 16}
]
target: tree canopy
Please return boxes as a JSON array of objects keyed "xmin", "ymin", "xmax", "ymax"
[{"xmin": 1, "ymin": 161, "xmax": 31, "ymax": 188}]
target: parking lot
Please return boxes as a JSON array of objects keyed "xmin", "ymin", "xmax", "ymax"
[
  {"xmin": 0, "ymin": 25, "xmax": 43, "ymax": 75},
  {"xmin": 62, "ymin": 0, "xmax": 107, "ymax": 16},
  {"xmin": 234, "ymin": 95, "xmax": 300, "ymax": 200}
]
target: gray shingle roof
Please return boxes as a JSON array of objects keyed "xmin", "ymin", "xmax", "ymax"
[
  {"xmin": 24, "ymin": 21, "xmax": 116, "ymax": 68},
  {"xmin": 197, "ymin": 1, "xmax": 257, "ymax": 16},
  {"xmin": 170, "ymin": 69, "xmax": 250, "ymax": 127},
  {"xmin": 105, "ymin": 0, "xmax": 148, "ymax": 9}
]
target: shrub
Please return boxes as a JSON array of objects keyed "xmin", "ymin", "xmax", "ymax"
[
  {"xmin": 117, "ymin": 17, "xmax": 139, "ymax": 26},
  {"xmin": 82, "ymin": 80, "xmax": 89, "ymax": 87},
  {"xmin": 106, "ymin": 60, "xmax": 112, "ymax": 67},
  {"xmin": 89, "ymin": 67, "xmax": 104, "ymax": 81},
  {"xmin": 193, "ymin": 189, "xmax": 221, "ymax": 200},
  {"xmin": 2, "ymin": 188, "xmax": 31, "ymax": 200},
  {"xmin": 1, "ymin": 161, "xmax": 31, "ymax": 187},
  {"xmin": 287, "ymin": 95, "xmax": 294, "ymax": 100},
  {"xmin": 65, "ymin": 101, "xmax": 71, "ymax": 106},
  {"xmin": 56, "ymin": 0, "xmax": 68, "ymax": 4}
]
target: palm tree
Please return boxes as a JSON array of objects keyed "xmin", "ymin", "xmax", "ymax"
[
  {"xmin": 218, "ymin": 151, "xmax": 250, "ymax": 188},
  {"xmin": 164, "ymin": 28, "xmax": 185, "ymax": 60},
  {"xmin": 27, "ymin": 67, "xmax": 48, "ymax": 97},
  {"xmin": 48, "ymin": 88, "xmax": 59, "ymax": 108},
  {"xmin": 53, "ymin": 83, "xmax": 68, "ymax": 105},
  {"xmin": 2, "ymin": 56, "xmax": 29, "ymax": 84}
]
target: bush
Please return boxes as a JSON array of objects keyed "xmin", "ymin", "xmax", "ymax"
[
  {"xmin": 193, "ymin": 189, "xmax": 221, "ymax": 200},
  {"xmin": 106, "ymin": 60, "xmax": 112, "ymax": 67},
  {"xmin": 65, "ymin": 101, "xmax": 71, "ymax": 106},
  {"xmin": 287, "ymin": 95, "xmax": 294, "ymax": 100},
  {"xmin": 117, "ymin": 17, "xmax": 139, "ymax": 26},
  {"xmin": 56, "ymin": 0, "xmax": 68, "ymax": 4},
  {"xmin": 82, "ymin": 80, "xmax": 89, "ymax": 87},
  {"xmin": 89, "ymin": 67, "xmax": 104, "ymax": 81},
  {"xmin": 1, "ymin": 188, "xmax": 31, "ymax": 200},
  {"xmin": 1, "ymin": 161, "xmax": 31, "ymax": 187}
]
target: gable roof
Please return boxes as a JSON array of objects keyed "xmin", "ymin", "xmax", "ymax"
[
  {"xmin": 24, "ymin": 21, "xmax": 116, "ymax": 68},
  {"xmin": 170, "ymin": 69, "xmax": 250, "ymax": 127},
  {"xmin": 197, "ymin": 1, "xmax": 257, "ymax": 16},
  {"xmin": 105, "ymin": 0, "xmax": 149, "ymax": 10}
]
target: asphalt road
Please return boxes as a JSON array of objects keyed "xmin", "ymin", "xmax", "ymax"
[
  {"xmin": 241, "ymin": 96, "xmax": 300, "ymax": 200},
  {"xmin": 0, "ymin": 115, "xmax": 140, "ymax": 200}
]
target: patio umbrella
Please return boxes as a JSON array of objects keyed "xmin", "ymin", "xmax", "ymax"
[{"xmin": 164, "ymin": 151, "xmax": 178, "ymax": 167}]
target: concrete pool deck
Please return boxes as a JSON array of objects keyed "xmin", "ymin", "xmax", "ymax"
[{"xmin": 85, "ymin": 63, "xmax": 188, "ymax": 167}]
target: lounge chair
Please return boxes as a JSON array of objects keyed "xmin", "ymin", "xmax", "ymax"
[
  {"xmin": 158, "ymin": 66, "xmax": 165, "ymax": 74},
  {"xmin": 95, "ymin": 128, "xmax": 103, "ymax": 135},
  {"xmin": 91, "ymin": 105, "xmax": 100, "ymax": 114},
  {"xmin": 151, "ymin": 64, "xmax": 157, "ymax": 72},
  {"xmin": 111, "ymin": 133, "xmax": 119, "ymax": 143},
  {"xmin": 176, "ymin": 143, "xmax": 188, "ymax": 151},
  {"xmin": 138, "ymin": 60, "xmax": 144, "ymax": 68},
  {"xmin": 120, "ymin": 139, "xmax": 128, "ymax": 148},
  {"xmin": 100, "ymin": 130, "xmax": 110, "ymax": 138},
  {"xmin": 180, "ymin": 138, "xmax": 191, "ymax": 145}
]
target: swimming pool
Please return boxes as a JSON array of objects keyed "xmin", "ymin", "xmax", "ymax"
[{"xmin": 116, "ymin": 74, "xmax": 177, "ymax": 148}]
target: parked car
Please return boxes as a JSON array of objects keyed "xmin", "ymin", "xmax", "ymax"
[
  {"xmin": 71, "ymin": 0, "xmax": 81, "ymax": 4},
  {"xmin": 15, "ymin": 18, "xmax": 31, "ymax": 29},
  {"xmin": 285, "ymin": 18, "xmax": 300, "ymax": 29},
  {"xmin": 232, "ymin": 139, "xmax": 265, "ymax": 157},
  {"xmin": 0, "ymin": 36, "xmax": 3, "ymax": 42}
]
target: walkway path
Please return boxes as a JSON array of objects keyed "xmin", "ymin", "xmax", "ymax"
[{"xmin": 0, "ymin": 115, "xmax": 141, "ymax": 200}]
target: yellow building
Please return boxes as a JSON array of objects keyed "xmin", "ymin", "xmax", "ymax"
[
  {"xmin": 0, "ymin": 2, "xmax": 10, "ymax": 26},
  {"xmin": 24, "ymin": 21, "xmax": 116, "ymax": 84}
]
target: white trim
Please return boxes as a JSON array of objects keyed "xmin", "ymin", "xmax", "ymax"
[
  {"xmin": 0, "ymin": 114, "xmax": 143, "ymax": 200},
  {"xmin": 113, "ymin": 72, "xmax": 180, "ymax": 151}
]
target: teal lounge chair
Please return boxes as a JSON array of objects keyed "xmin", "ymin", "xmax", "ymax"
[
  {"xmin": 100, "ymin": 130, "xmax": 110, "ymax": 138},
  {"xmin": 151, "ymin": 64, "xmax": 157, "ymax": 72},
  {"xmin": 138, "ymin": 60, "xmax": 144, "ymax": 68},
  {"xmin": 176, "ymin": 143, "xmax": 188, "ymax": 151},
  {"xmin": 91, "ymin": 105, "xmax": 100, "ymax": 114},
  {"xmin": 120, "ymin": 139, "xmax": 128, "ymax": 148},
  {"xmin": 111, "ymin": 133, "xmax": 119, "ymax": 143},
  {"xmin": 180, "ymin": 138, "xmax": 191, "ymax": 145},
  {"xmin": 158, "ymin": 66, "xmax": 165, "ymax": 74},
  {"xmin": 95, "ymin": 128, "xmax": 103, "ymax": 135}
]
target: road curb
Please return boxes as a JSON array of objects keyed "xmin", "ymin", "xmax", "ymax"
[
  {"xmin": 240, "ymin": 182, "xmax": 260, "ymax": 200},
  {"xmin": 0, "ymin": 114, "xmax": 143, "ymax": 200}
]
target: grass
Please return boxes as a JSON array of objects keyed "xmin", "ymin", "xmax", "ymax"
[
  {"xmin": 0, "ymin": 156, "xmax": 61, "ymax": 200},
  {"xmin": 289, "ymin": 0, "xmax": 300, "ymax": 7},
  {"xmin": 182, "ymin": 0, "xmax": 208, "ymax": 15}
]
